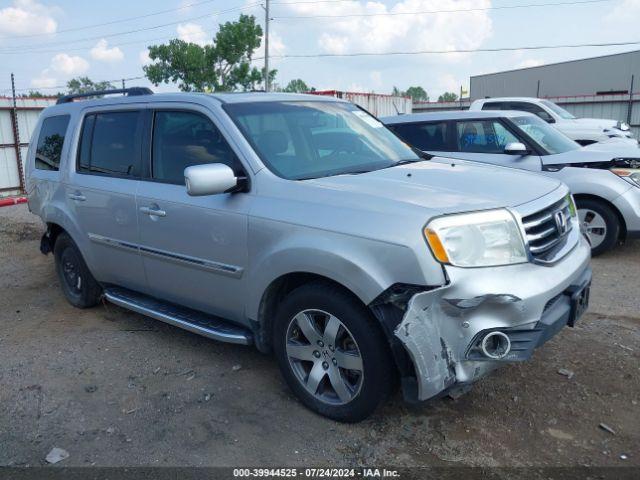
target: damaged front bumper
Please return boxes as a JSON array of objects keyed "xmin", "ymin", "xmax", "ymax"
[{"xmin": 395, "ymin": 237, "xmax": 592, "ymax": 402}]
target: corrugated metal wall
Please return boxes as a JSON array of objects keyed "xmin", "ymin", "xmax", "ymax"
[
  {"xmin": 470, "ymin": 50, "xmax": 640, "ymax": 100},
  {"xmin": 310, "ymin": 90, "xmax": 413, "ymax": 117},
  {"xmin": 0, "ymin": 97, "xmax": 56, "ymax": 197}
]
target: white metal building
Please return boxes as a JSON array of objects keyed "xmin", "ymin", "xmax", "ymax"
[
  {"xmin": 0, "ymin": 97, "xmax": 56, "ymax": 197},
  {"xmin": 310, "ymin": 90, "xmax": 413, "ymax": 117},
  {"xmin": 469, "ymin": 50, "xmax": 640, "ymax": 138}
]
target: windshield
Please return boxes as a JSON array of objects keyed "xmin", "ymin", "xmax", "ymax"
[
  {"xmin": 540, "ymin": 100, "xmax": 576, "ymax": 119},
  {"xmin": 511, "ymin": 115, "xmax": 579, "ymax": 154},
  {"xmin": 224, "ymin": 101, "xmax": 420, "ymax": 180}
]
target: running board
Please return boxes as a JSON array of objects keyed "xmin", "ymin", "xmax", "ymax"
[{"xmin": 103, "ymin": 287, "xmax": 253, "ymax": 345}]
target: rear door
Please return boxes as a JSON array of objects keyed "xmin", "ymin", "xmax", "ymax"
[
  {"xmin": 135, "ymin": 105, "xmax": 251, "ymax": 321},
  {"xmin": 387, "ymin": 120, "xmax": 453, "ymax": 155},
  {"xmin": 447, "ymin": 118, "xmax": 542, "ymax": 172},
  {"xmin": 66, "ymin": 107, "xmax": 147, "ymax": 292}
]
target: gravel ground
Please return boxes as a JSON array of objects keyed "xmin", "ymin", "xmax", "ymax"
[{"xmin": 0, "ymin": 204, "xmax": 638, "ymax": 468}]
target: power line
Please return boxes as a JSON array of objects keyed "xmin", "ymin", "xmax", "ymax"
[
  {"xmin": 272, "ymin": 0, "xmax": 612, "ymax": 19},
  {"xmin": 272, "ymin": 0, "xmax": 360, "ymax": 3},
  {"xmin": 268, "ymin": 40, "xmax": 640, "ymax": 58},
  {"xmin": 0, "ymin": 3, "xmax": 261, "ymax": 53},
  {"xmin": 0, "ymin": 75, "xmax": 147, "ymax": 94},
  {"xmin": 0, "ymin": 33, "xmax": 185, "ymax": 56},
  {"xmin": 0, "ymin": 0, "xmax": 219, "ymax": 40}
]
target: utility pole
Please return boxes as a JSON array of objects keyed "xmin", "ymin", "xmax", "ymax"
[
  {"xmin": 263, "ymin": 0, "xmax": 270, "ymax": 92},
  {"xmin": 10, "ymin": 73, "xmax": 25, "ymax": 192},
  {"xmin": 122, "ymin": 78, "xmax": 126, "ymax": 90}
]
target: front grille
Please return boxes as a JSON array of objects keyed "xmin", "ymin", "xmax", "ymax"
[{"xmin": 522, "ymin": 197, "xmax": 573, "ymax": 263}]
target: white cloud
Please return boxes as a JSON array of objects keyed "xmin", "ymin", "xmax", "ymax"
[
  {"xmin": 284, "ymin": 0, "xmax": 493, "ymax": 63},
  {"xmin": 0, "ymin": 0, "xmax": 57, "ymax": 37},
  {"xmin": 139, "ymin": 49, "xmax": 152, "ymax": 66},
  {"xmin": 177, "ymin": 22, "xmax": 211, "ymax": 46},
  {"xmin": 604, "ymin": 0, "xmax": 640, "ymax": 28},
  {"xmin": 31, "ymin": 69, "xmax": 56, "ymax": 88},
  {"xmin": 517, "ymin": 58, "xmax": 544, "ymax": 69},
  {"xmin": 50, "ymin": 53, "xmax": 90, "ymax": 75},
  {"xmin": 90, "ymin": 39, "xmax": 124, "ymax": 62}
]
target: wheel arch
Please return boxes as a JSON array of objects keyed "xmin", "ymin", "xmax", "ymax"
[{"xmin": 252, "ymin": 271, "xmax": 374, "ymax": 354}]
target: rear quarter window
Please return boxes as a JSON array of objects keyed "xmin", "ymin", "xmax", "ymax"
[
  {"xmin": 481, "ymin": 102, "xmax": 506, "ymax": 110},
  {"xmin": 35, "ymin": 115, "xmax": 70, "ymax": 171},
  {"xmin": 389, "ymin": 121, "xmax": 449, "ymax": 151}
]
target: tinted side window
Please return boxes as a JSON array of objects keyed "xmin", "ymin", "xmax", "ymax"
[
  {"xmin": 455, "ymin": 120, "xmax": 519, "ymax": 153},
  {"xmin": 389, "ymin": 122, "xmax": 449, "ymax": 151},
  {"xmin": 35, "ymin": 115, "xmax": 70, "ymax": 171},
  {"xmin": 152, "ymin": 111, "xmax": 241, "ymax": 185},
  {"xmin": 78, "ymin": 111, "xmax": 141, "ymax": 177},
  {"xmin": 508, "ymin": 102, "xmax": 545, "ymax": 115},
  {"xmin": 481, "ymin": 102, "xmax": 505, "ymax": 111}
]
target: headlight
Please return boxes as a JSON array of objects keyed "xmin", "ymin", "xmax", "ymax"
[
  {"xmin": 424, "ymin": 209, "xmax": 527, "ymax": 267},
  {"xmin": 611, "ymin": 168, "xmax": 640, "ymax": 187}
]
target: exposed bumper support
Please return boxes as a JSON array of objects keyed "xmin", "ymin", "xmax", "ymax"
[{"xmin": 394, "ymin": 238, "xmax": 592, "ymax": 402}]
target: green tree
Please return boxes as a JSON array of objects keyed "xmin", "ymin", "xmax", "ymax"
[
  {"xmin": 144, "ymin": 14, "xmax": 274, "ymax": 92},
  {"xmin": 405, "ymin": 86, "xmax": 429, "ymax": 102},
  {"xmin": 391, "ymin": 86, "xmax": 429, "ymax": 102},
  {"xmin": 282, "ymin": 78, "xmax": 314, "ymax": 93},
  {"xmin": 67, "ymin": 77, "xmax": 115, "ymax": 94},
  {"xmin": 438, "ymin": 92, "xmax": 458, "ymax": 102}
]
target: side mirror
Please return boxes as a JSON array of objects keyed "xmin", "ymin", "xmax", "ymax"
[
  {"xmin": 504, "ymin": 142, "xmax": 530, "ymax": 155},
  {"xmin": 184, "ymin": 163, "xmax": 241, "ymax": 196}
]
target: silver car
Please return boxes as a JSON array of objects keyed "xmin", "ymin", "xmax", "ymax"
[
  {"xmin": 27, "ymin": 89, "xmax": 591, "ymax": 422},
  {"xmin": 384, "ymin": 111, "xmax": 640, "ymax": 255}
]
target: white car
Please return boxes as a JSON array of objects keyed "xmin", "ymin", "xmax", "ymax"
[{"xmin": 470, "ymin": 97, "xmax": 636, "ymax": 147}]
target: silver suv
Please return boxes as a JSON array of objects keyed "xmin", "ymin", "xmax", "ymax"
[{"xmin": 26, "ymin": 89, "xmax": 592, "ymax": 422}]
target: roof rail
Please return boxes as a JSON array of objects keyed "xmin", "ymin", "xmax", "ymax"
[{"xmin": 56, "ymin": 87, "xmax": 153, "ymax": 105}]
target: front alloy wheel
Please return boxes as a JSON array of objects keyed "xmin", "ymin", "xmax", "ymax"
[
  {"xmin": 273, "ymin": 282, "xmax": 395, "ymax": 422},
  {"xmin": 578, "ymin": 208, "xmax": 608, "ymax": 250},
  {"xmin": 286, "ymin": 309, "xmax": 364, "ymax": 405},
  {"xmin": 575, "ymin": 198, "xmax": 620, "ymax": 256}
]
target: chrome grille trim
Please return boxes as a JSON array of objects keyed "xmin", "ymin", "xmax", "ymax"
[{"xmin": 521, "ymin": 197, "xmax": 574, "ymax": 263}]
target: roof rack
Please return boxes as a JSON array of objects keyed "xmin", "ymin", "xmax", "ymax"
[{"xmin": 56, "ymin": 87, "xmax": 153, "ymax": 105}]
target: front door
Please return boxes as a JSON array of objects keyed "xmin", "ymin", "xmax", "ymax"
[
  {"xmin": 444, "ymin": 118, "xmax": 542, "ymax": 172},
  {"xmin": 135, "ymin": 107, "xmax": 250, "ymax": 322}
]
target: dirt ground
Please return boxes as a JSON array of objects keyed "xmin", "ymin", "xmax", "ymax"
[{"xmin": 0, "ymin": 204, "xmax": 638, "ymax": 468}]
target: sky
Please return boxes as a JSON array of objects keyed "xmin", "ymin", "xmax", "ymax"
[{"xmin": 0, "ymin": 0, "xmax": 639, "ymax": 99}]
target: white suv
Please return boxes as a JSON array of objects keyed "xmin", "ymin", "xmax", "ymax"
[{"xmin": 470, "ymin": 97, "xmax": 636, "ymax": 146}]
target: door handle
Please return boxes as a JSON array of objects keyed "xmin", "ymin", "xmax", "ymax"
[
  {"xmin": 68, "ymin": 192, "xmax": 86, "ymax": 202},
  {"xmin": 140, "ymin": 206, "xmax": 167, "ymax": 217}
]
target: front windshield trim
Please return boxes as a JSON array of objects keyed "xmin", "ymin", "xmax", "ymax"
[{"xmin": 223, "ymin": 100, "xmax": 420, "ymax": 180}]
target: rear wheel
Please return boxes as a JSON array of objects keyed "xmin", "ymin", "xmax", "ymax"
[
  {"xmin": 273, "ymin": 282, "xmax": 395, "ymax": 422},
  {"xmin": 54, "ymin": 233, "xmax": 102, "ymax": 308},
  {"xmin": 576, "ymin": 199, "xmax": 620, "ymax": 256}
]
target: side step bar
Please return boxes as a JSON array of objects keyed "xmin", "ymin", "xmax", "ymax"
[{"xmin": 103, "ymin": 287, "xmax": 253, "ymax": 345}]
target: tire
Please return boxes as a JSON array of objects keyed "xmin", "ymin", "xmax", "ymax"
[
  {"xmin": 53, "ymin": 232, "xmax": 102, "ymax": 308},
  {"xmin": 576, "ymin": 198, "xmax": 620, "ymax": 256},
  {"xmin": 273, "ymin": 281, "xmax": 395, "ymax": 422}
]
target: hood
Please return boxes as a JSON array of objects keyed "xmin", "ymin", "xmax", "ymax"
[
  {"xmin": 583, "ymin": 138, "xmax": 640, "ymax": 153},
  {"xmin": 305, "ymin": 158, "xmax": 562, "ymax": 215},
  {"xmin": 543, "ymin": 144, "xmax": 640, "ymax": 166},
  {"xmin": 570, "ymin": 117, "xmax": 619, "ymax": 129}
]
